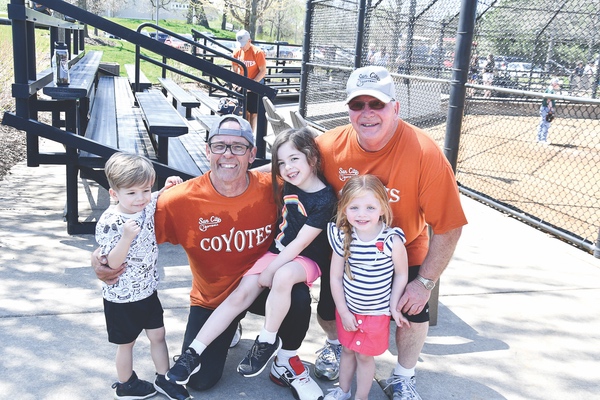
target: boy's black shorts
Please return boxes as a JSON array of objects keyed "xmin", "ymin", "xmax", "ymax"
[{"xmin": 104, "ymin": 290, "xmax": 164, "ymax": 345}]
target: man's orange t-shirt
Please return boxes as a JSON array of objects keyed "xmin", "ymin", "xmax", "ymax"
[
  {"xmin": 154, "ymin": 171, "xmax": 277, "ymax": 309},
  {"xmin": 317, "ymin": 120, "xmax": 467, "ymax": 266},
  {"xmin": 232, "ymin": 45, "xmax": 266, "ymax": 80}
]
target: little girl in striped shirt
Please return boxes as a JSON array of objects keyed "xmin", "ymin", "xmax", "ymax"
[{"xmin": 326, "ymin": 174, "xmax": 410, "ymax": 400}]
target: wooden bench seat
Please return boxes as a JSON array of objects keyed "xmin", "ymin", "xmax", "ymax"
[
  {"xmin": 125, "ymin": 64, "xmax": 152, "ymax": 91},
  {"xmin": 43, "ymin": 50, "xmax": 103, "ymax": 100},
  {"xmin": 265, "ymin": 73, "xmax": 301, "ymax": 80},
  {"xmin": 80, "ymin": 76, "xmax": 155, "ymax": 167},
  {"xmin": 158, "ymin": 77, "xmax": 201, "ymax": 118},
  {"xmin": 43, "ymin": 50, "xmax": 103, "ymax": 135},
  {"xmin": 136, "ymin": 89, "xmax": 210, "ymax": 177},
  {"xmin": 189, "ymin": 89, "xmax": 222, "ymax": 115}
]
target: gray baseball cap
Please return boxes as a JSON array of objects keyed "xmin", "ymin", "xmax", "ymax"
[{"xmin": 208, "ymin": 115, "xmax": 254, "ymax": 146}]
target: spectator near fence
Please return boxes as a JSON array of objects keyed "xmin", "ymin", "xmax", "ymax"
[
  {"xmin": 467, "ymin": 54, "xmax": 479, "ymax": 96},
  {"xmin": 570, "ymin": 61, "xmax": 584, "ymax": 95},
  {"xmin": 581, "ymin": 61, "xmax": 597, "ymax": 92},
  {"xmin": 482, "ymin": 54, "xmax": 495, "ymax": 97},
  {"xmin": 536, "ymin": 78, "xmax": 562, "ymax": 145}
]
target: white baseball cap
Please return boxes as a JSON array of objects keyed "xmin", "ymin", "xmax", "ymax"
[
  {"xmin": 346, "ymin": 66, "xmax": 396, "ymax": 103},
  {"xmin": 236, "ymin": 30, "xmax": 251, "ymax": 47}
]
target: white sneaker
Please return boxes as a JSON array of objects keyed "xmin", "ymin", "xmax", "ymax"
[
  {"xmin": 385, "ymin": 375, "xmax": 422, "ymax": 400},
  {"xmin": 314, "ymin": 341, "xmax": 341, "ymax": 380},
  {"xmin": 229, "ymin": 322, "xmax": 242, "ymax": 348},
  {"xmin": 269, "ymin": 355, "xmax": 324, "ymax": 400},
  {"xmin": 323, "ymin": 386, "xmax": 351, "ymax": 400}
]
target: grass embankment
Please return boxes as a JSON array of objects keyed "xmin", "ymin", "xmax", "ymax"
[
  {"xmin": 86, "ymin": 18, "xmax": 234, "ymax": 83},
  {"xmin": 0, "ymin": 16, "xmax": 235, "ymax": 106}
]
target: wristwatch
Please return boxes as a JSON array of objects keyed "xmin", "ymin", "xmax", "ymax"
[{"xmin": 415, "ymin": 274, "xmax": 436, "ymax": 290}]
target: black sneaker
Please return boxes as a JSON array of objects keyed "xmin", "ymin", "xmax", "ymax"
[
  {"xmin": 154, "ymin": 373, "xmax": 192, "ymax": 400},
  {"xmin": 237, "ymin": 336, "xmax": 282, "ymax": 377},
  {"xmin": 111, "ymin": 371, "xmax": 157, "ymax": 400},
  {"xmin": 166, "ymin": 347, "xmax": 202, "ymax": 385}
]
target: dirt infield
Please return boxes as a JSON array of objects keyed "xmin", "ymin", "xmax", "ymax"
[{"xmin": 426, "ymin": 114, "xmax": 600, "ymax": 246}]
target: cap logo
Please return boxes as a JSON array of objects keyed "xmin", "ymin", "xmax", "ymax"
[{"xmin": 356, "ymin": 72, "xmax": 381, "ymax": 87}]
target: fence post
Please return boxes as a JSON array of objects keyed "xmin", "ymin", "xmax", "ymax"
[
  {"xmin": 595, "ymin": 228, "xmax": 600, "ymax": 258},
  {"xmin": 443, "ymin": 0, "xmax": 477, "ymax": 171},
  {"xmin": 354, "ymin": 0, "xmax": 368, "ymax": 68},
  {"xmin": 299, "ymin": 0, "xmax": 314, "ymax": 117}
]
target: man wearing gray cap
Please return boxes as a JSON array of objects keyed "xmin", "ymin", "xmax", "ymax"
[
  {"xmin": 314, "ymin": 66, "xmax": 467, "ymax": 400},
  {"xmin": 232, "ymin": 30, "xmax": 267, "ymax": 133},
  {"xmin": 93, "ymin": 116, "xmax": 321, "ymax": 399}
]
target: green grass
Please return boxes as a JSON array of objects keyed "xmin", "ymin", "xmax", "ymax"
[
  {"xmin": 87, "ymin": 17, "xmax": 235, "ymax": 83},
  {"xmin": 0, "ymin": 16, "xmax": 237, "ymax": 109}
]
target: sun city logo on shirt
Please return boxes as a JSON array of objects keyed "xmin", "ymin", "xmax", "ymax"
[
  {"xmin": 198, "ymin": 216, "xmax": 221, "ymax": 232},
  {"xmin": 338, "ymin": 167, "xmax": 359, "ymax": 181},
  {"xmin": 241, "ymin": 60, "xmax": 256, "ymax": 68}
]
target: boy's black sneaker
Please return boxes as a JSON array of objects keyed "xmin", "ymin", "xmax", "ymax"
[
  {"xmin": 166, "ymin": 347, "xmax": 202, "ymax": 385},
  {"xmin": 237, "ymin": 336, "xmax": 282, "ymax": 377},
  {"xmin": 111, "ymin": 371, "xmax": 157, "ymax": 400},
  {"xmin": 154, "ymin": 373, "xmax": 192, "ymax": 400}
]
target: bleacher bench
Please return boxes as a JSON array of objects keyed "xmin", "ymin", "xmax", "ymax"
[
  {"xmin": 125, "ymin": 63, "xmax": 152, "ymax": 91},
  {"xmin": 43, "ymin": 50, "xmax": 103, "ymax": 135},
  {"xmin": 80, "ymin": 76, "xmax": 155, "ymax": 167},
  {"xmin": 158, "ymin": 77, "xmax": 201, "ymax": 119},
  {"xmin": 189, "ymin": 89, "xmax": 225, "ymax": 135},
  {"xmin": 136, "ymin": 89, "xmax": 207, "ymax": 176}
]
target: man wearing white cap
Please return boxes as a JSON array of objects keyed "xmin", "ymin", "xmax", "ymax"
[
  {"xmin": 232, "ymin": 29, "xmax": 267, "ymax": 133},
  {"xmin": 315, "ymin": 66, "xmax": 467, "ymax": 400}
]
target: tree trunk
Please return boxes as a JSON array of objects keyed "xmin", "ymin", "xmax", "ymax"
[
  {"xmin": 197, "ymin": 6, "xmax": 209, "ymax": 28},
  {"xmin": 249, "ymin": 0, "xmax": 258, "ymax": 38},
  {"xmin": 186, "ymin": 3, "xmax": 194, "ymax": 24}
]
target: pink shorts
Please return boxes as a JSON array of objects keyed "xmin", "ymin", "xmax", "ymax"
[
  {"xmin": 244, "ymin": 251, "xmax": 321, "ymax": 287},
  {"xmin": 336, "ymin": 310, "xmax": 390, "ymax": 356}
]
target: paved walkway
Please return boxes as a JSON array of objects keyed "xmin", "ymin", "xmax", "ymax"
[{"xmin": 1, "ymin": 136, "xmax": 599, "ymax": 399}]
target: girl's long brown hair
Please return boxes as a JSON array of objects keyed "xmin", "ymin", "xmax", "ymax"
[{"xmin": 335, "ymin": 175, "xmax": 393, "ymax": 279}]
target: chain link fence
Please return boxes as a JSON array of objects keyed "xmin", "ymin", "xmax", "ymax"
[{"xmin": 300, "ymin": 0, "xmax": 600, "ymax": 255}]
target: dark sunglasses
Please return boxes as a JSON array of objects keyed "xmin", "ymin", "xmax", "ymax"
[{"xmin": 347, "ymin": 99, "xmax": 388, "ymax": 111}]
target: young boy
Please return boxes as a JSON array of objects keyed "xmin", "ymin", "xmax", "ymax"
[{"xmin": 96, "ymin": 152, "xmax": 188, "ymax": 400}]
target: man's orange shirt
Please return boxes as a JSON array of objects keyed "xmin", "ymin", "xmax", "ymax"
[
  {"xmin": 317, "ymin": 120, "xmax": 467, "ymax": 266},
  {"xmin": 232, "ymin": 45, "xmax": 266, "ymax": 80},
  {"xmin": 154, "ymin": 171, "xmax": 277, "ymax": 309}
]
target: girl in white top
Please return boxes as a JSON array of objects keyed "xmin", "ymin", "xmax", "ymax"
[{"xmin": 326, "ymin": 175, "xmax": 409, "ymax": 400}]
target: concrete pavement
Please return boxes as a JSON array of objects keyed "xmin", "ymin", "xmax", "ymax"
[{"xmin": 1, "ymin": 136, "xmax": 599, "ymax": 399}]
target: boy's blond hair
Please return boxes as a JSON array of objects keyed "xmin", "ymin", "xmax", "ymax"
[{"xmin": 105, "ymin": 152, "xmax": 155, "ymax": 190}]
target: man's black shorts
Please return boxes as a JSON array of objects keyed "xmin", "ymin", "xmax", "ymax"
[
  {"xmin": 104, "ymin": 290, "xmax": 164, "ymax": 344},
  {"xmin": 247, "ymin": 91, "xmax": 259, "ymax": 114}
]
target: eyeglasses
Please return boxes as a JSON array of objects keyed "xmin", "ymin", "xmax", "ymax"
[
  {"xmin": 209, "ymin": 142, "xmax": 251, "ymax": 156},
  {"xmin": 347, "ymin": 99, "xmax": 388, "ymax": 111}
]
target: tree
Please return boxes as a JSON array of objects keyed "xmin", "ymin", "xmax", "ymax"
[
  {"xmin": 186, "ymin": 0, "xmax": 210, "ymax": 28},
  {"xmin": 261, "ymin": 0, "xmax": 304, "ymax": 42},
  {"xmin": 149, "ymin": 0, "xmax": 174, "ymax": 23},
  {"xmin": 224, "ymin": 0, "xmax": 278, "ymax": 38}
]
